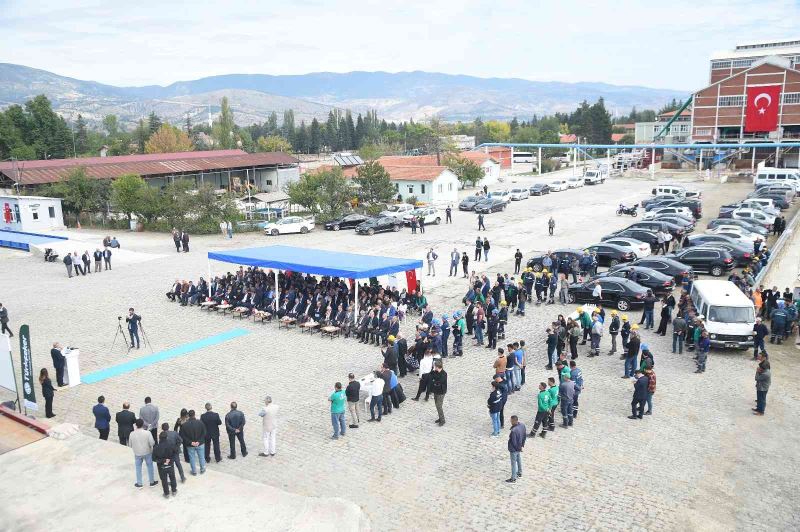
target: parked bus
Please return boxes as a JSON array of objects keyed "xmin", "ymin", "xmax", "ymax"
[{"xmin": 512, "ymin": 151, "xmax": 535, "ymax": 163}]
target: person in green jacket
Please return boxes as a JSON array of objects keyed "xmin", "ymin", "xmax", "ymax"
[
  {"xmin": 692, "ymin": 320, "xmax": 704, "ymax": 358},
  {"xmin": 557, "ymin": 361, "xmax": 571, "ymax": 383},
  {"xmin": 578, "ymin": 307, "xmax": 593, "ymax": 345},
  {"xmin": 547, "ymin": 377, "xmax": 559, "ymax": 431},
  {"xmin": 529, "ymin": 382, "xmax": 551, "ymax": 438}
]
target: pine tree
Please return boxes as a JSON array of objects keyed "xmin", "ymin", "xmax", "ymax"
[
  {"xmin": 266, "ymin": 112, "xmax": 279, "ymax": 136},
  {"xmin": 345, "ymin": 111, "xmax": 356, "ymax": 150},
  {"xmin": 510, "ymin": 117, "xmax": 519, "ymax": 135},
  {"xmin": 74, "ymin": 114, "xmax": 88, "ymax": 155},
  {"xmin": 148, "ymin": 112, "xmax": 162, "ymax": 136},
  {"xmin": 282, "ymin": 110, "xmax": 295, "ymax": 140},
  {"xmin": 309, "ymin": 118, "xmax": 321, "ymax": 154}
]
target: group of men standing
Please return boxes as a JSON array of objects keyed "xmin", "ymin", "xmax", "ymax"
[
  {"xmin": 63, "ymin": 248, "xmax": 112, "ymax": 277},
  {"xmin": 171, "ymin": 228, "xmax": 190, "ymax": 252}
]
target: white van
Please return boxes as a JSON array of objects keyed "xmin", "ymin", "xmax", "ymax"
[
  {"xmin": 652, "ymin": 184, "xmax": 686, "ymax": 197},
  {"xmin": 754, "ymin": 167, "xmax": 800, "ymax": 191},
  {"xmin": 690, "ymin": 280, "xmax": 755, "ymax": 349},
  {"xmin": 583, "ymin": 167, "xmax": 607, "ymax": 185}
]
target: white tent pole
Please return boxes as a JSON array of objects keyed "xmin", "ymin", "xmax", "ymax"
[
  {"xmin": 207, "ymin": 258, "xmax": 212, "ymax": 297},
  {"xmin": 354, "ymin": 280, "xmax": 359, "ymax": 326},
  {"xmin": 275, "ymin": 270, "xmax": 279, "ymax": 311}
]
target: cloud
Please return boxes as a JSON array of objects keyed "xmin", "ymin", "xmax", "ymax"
[{"xmin": 1, "ymin": 0, "xmax": 798, "ymax": 91}]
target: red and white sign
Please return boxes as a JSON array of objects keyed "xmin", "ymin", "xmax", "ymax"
[{"xmin": 744, "ymin": 85, "xmax": 782, "ymax": 132}]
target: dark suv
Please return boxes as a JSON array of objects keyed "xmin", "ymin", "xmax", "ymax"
[
  {"xmin": 584, "ymin": 243, "xmax": 636, "ymax": 267},
  {"xmin": 666, "ymin": 247, "xmax": 734, "ymax": 277}
]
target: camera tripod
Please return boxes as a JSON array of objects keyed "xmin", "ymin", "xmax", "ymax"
[
  {"xmin": 110, "ymin": 317, "xmax": 132, "ymax": 355},
  {"xmin": 138, "ymin": 322, "xmax": 153, "ymax": 352}
]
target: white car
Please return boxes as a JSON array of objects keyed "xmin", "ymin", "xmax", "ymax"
[
  {"xmin": 731, "ymin": 208, "xmax": 776, "ymax": 229},
  {"xmin": 642, "ymin": 206, "xmax": 693, "ymax": 220},
  {"xmin": 509, "ymin": 187, "xmax": 530, "ymax": 200},
  {"xmin": 566, "ymin": 176, "xmax": 584, "ymax": 188},
  {"xmin": 738, "ymin": 199, "xmax": 779, "ymax": 217},
  {"xmin": 402, "ymin": 206, "xmax": 442, "ymax": 225},
  {"xmin": 379, "ymin": 203, "xmax": 415, "ymax": 219},
  {"xmin": 264, "ymin": 216, "xmax": 315, "ymax": 236},
  {"xmin": 488, "ymin": 190, "xmax": 511, "ymax": 203},
  {"xmin": 601, "ymin": 237, "xmax": 652, "ymax": 258},
  {"xmin": 706, "ymin": 225, "xmax": 760, "ymax": 243},
  {"xmin": 549, "ymin": 180, "xmax": 569, "ymax": 192}
]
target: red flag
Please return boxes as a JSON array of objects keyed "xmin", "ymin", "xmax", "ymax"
[
  {"xmin": 405, "ymin": 269, "xmax": 417, "ymax": 292},
  {"xmin": 744, "ymin": 85, "xmax": 782, "ymax": 132}
]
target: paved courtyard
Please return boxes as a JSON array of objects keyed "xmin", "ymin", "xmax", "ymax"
[{"xmin": 1, "ymin": 173, "xmax": 799, "ymax": 531}]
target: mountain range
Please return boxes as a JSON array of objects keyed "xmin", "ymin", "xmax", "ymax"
[{"xmin": 0, "ymin": 63, "xmax": 687, "ymax": 127}]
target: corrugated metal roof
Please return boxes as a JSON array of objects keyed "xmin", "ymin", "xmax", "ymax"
[
  {"xmin": 1, "ymin": 150, "xmax": 299, "ymax": 185},
  {"xmin": 333, "ymin": 154, "xmax": 363, "ymax": 166}
]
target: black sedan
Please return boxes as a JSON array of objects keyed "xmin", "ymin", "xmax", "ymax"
[
  {"xmin": 651, "ymin": 215, "xmax": 696, "ymax": 232},
  {"xmin": 628, "ymin": 220, "xmax": 687, "ymax": 237},
  {"xmin": 630, "ymin": 256, "xmax": 694, "ymax": 281},
  {"xmin": 527, "ymin": 248, "xmax": 584, "ymax": 272},
  {"xmin": 566, "ymin": 277, "xmax": 648, "ymax": 311},
  {"xmin": 641, "ymin": 195, "xmax": 679, "ymax": 208},
  {"xmin": 459, "ymin": 196, "xmax": 483, "ymax": 211},
  {"xmin": 665, "ymin": 247, "xmax": 735, "ymax": 277},
  {"xmin": 602, "ymin": 265, "xmax": 676, "ymax": 295},
  {"xmin": 324, "ymin": 213, "xmax": 370, "ymax": 231},
  {"xmin": 529, "ymin": 183, "xmax": 551, "ymax": 196},
  {"xmin": 584, "ymin": 243, "xmax": 636, "ymax": 267},
  {"xmin": 474, "ymin": 198, "xmax": 507, "ymax": 213},
  {"xmin": 603, "ymin": 229, "xmax": 659, "ymax": 251},
  {"xmin": 684, "ymin": 239, "xmax": 752, "ymax": 267},
  {"xmin": 355, "ymin": 216, "xmax": 403, "ymax": 235}
]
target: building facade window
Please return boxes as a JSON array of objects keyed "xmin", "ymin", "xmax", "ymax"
[
  {"xmin": 407, "ymin": 185, "xmax": 414, "ymax": 194},
  {"xmin": 694, "ymin": 128, "xmax": 712, "ymax": 136},
  {"xmin": 783, "ymin": 92, "xmax": 800, "ymax": 105},
  {"xmin": 731, "ymin": 59, "xmax": 753, "ymax": 68},
  {"xmin": 48, "ymin": 206, "xmax": 55, "ymax": 218},
  {"xmin": 448, "ymin": 183, "xmax": 453, "ymax": 191},
  {"xmin": 421, "ymin": 184, "xmax": 426, "ymax": 194},
  {"xmin": 718, "ymin": 95, "xmax": 745, "ymax": 107},
  {"xmin": 437, "ymin": 184, "xmax": 443, "ymax": 193},
  {"xmin": 711, "ymin": 60, "xmax": 731, "ymax": 69}
]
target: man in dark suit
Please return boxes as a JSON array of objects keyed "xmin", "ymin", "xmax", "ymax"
[
  {"xmin": 201, "ymin": 402, "xmax": 223, "ymax": 463},
  {"xmin": 224, "ymin": 402, "xmax": 247, "ymax": 459},
  {"xmin": 126, "ymin": 308, "xmax": 141, "ymax": 349},
  {"xmin": 50, "ymin": 342, "xmax": 66, "ymax": 386},
  {"xmin": 102, "ymin": 247, "xmax": 112, "ymax": 270},
  {"xmin": 93, "ymin": 395, "xmax": 111, "ymax": 440},
  {"xmin": 115, "ymin": 402, "xmax": 137, "ymax": 445}
]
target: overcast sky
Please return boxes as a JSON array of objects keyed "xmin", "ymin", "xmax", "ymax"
[{"xmin": 2, "ymin": 0, "xmax": 798, "ymax": 91}]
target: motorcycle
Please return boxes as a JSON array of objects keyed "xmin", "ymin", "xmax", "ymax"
[{"xmin": 616, "ymin": 205, "xmax": 638, "ymax": 217}]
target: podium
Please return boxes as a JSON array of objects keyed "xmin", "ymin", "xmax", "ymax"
[{"xmin": 64, "ymin": 348, "xmax": 81, "ymax": 387}]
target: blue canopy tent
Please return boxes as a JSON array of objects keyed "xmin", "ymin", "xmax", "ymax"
[{"xmin": 207, "ymin": 245, "xmax": 423, "ymax": 322}]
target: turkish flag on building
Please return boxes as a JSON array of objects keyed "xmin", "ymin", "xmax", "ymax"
[
  {"xmin": 744, "ymin": 85, "xmax": 782, "ymax": 132},
  {"xmin": 405, "ymin": 269, "xmax": 418, "ymax": 293}
]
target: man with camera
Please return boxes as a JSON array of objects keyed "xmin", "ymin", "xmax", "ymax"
[{"xmin": 125, "ymin": 308, "xmax": 141, "ymax": 349}]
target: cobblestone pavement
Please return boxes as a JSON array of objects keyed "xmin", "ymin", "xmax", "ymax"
[{"xmin": 2, "ymin": 175, "xmax": 799, "ymax": 531}]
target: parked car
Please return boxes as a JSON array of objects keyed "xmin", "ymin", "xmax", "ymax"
[
  {"xmin": 670, "ymin": 199, "xmax": 703, "ymax": 218},
  {"xmin": 731, "ymin": 208, "xmax": 775, "ymax": 229},
  {"xmin": 695, "ymin": 241, "xmax": 753, "ymax": 267},
  {"xmin": 324, "ymin": 213, "xmax": 369, "ymax": 231},
  {"xmin": 599, "ymin": 237, "xmax": 652, "ymax": 259},
  {"xmin": 583, "ymin": 167, "xmax": 607, "ymax": 185},
  {"xmin": 264, "ymin": 216, "xmax": 315, "ymax": 236},
  {"xmin": 602, "ymin": 229, "xmax": 659, "ymax": 251},
  {"xmin": 601, "ymin": 265, "xmax": 676, "ymax": 295},
  {"xmin": 567, "ymin": 277, "xmax": 649, "ymax": 311},
  {"xmin": 526, "ymin": 248, "xmax": 584, "ymax": 272},
  {"xmin": 584, "ymin": 243, "xmax": 637, "ymax": 267},
  {"xmin": 379, "ymin": 203, "xmax": 415, "ymax": 219},
  {"xmin": 509, "ymin": 187, "xmax": 530, "ymax": 200},
  {"xmin": 627, "ymin": 220, "xmax": 687, "ymax": 238},
  {"xmin": 750, "ymin": 183, "xmax": 796, "ymax": 199},
  {"xmin": 402, "ymin": 206, "xmax": 441, "ymax": 225},
  {"xmin": 652, "ymin": 184, "xmax": 687, "ymax": 197},
  {"xmin": 459, "ymin": 196, "xmax": 483, "ymax": 211},
  {"xmin": 566, "ymin": 176, "xmax": 584, "ymax": 188},
  {"xmin": 685, "ymin": 234, "xmax": 752, "ymax": 249},
  {"xmin": 705, "ymin": 225, "xmax": 760, "ymax": 243},
  {"xmin": 643, "ymin": 206, "xmax": 694, "ymax": 220},
  {"xmin": 487, "ymin": 190, "xmax": 511, "ymax": 203},
  {"xmin": 630, "ymin": 256, "xmax": 694, "ymax": 280},
  {"xmin": 650, "ymin": 215, "xmax": 695, "ymax": 232},
  {"xmin": 529, "ymin": 183, "xmax": 550, "ymax": 196},
  {"xmin": 474, "ymin": 198, "xmax": 507, "ymax": 213},
  {"xmin": 641, "ymin": 194, "xmax": 679, "ymax": 208},
  {"xmin": 707, "ymin": 218, "xmax": 768, "ymax": 236},
  {"xmin": 738, "ymin": 199, "xmax": 780, "ymax": 217},
  {"xmin": 747, "ymin": 189, "xmax": 792, "ymax": 209},
  {"xmin": 355, "ymin": 216, "xmax": 403, "ymax": 235},
  {"xmin": 665, "ymin": 247, "xmax": 735, "ymax": 277},
  {"xmin": 549, "ymin": 180, "xmax": 569, "ymax": 192}
]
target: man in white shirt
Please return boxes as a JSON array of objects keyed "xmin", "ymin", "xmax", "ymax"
[
  {"xmin": 413, "ymin": 349, "xmax": 434, "ymax": 401},
  {"xmin": 368, "ymin": 372, "xmax": 385, "ymax": 422},
  {"xmin": 592, "ymin": 281, "xmax": 602, "ymax": 301},
  {"xmin": 258, "ymin": 396, "xmax": 279, "ymax": 457}
]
